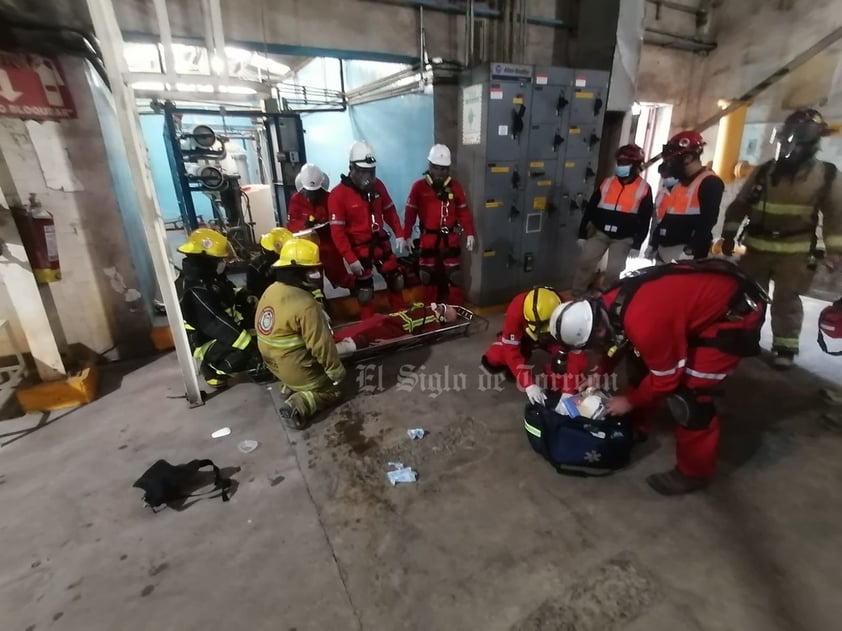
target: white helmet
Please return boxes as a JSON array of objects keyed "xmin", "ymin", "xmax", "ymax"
[
  {"xmin": 349, "ymin": 140, "xmax": 376, "ymax": 168},
  {"xmin": 299, "ymin": 163, "xmax": 325, "ymax": 191},
  {"xmin": 549, "ymin": 301, "xmax": 594, "ymax": 348},
  {"xmin": 427, "ymin": 144, "xmax": 452, "ymax": 167},
  {"xmin": 294, "ymin": 172, "xmax": 304, "ymax": 192}
]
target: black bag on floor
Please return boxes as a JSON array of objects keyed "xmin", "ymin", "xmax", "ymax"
[
  {"xmin": 523, "ymin": 391, "xmax": 634, "ymax": 476},
  {"xmin": 133, "ymin": 459, "xmax": 231, "ymax": 509}
]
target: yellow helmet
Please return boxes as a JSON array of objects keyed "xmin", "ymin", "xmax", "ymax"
[
  {"xmin": 260, "ymin": 227, "xmax": 293, "ymax": 254},
  {"xmin": 177, "ymin": 228, "xmax": 230, "ymax": 258},
  {"xmin": 523, "ymin": 287, "xmax": 561, "ymax": 339},
  {"xmin": 272, "ymin": 238, "xmax": 321, "ymax": 268}
]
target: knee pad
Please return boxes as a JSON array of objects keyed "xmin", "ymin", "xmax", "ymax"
[
  {"xmin": 419, "ymin": 267, "xmax": 435, "ymax": 286},
  {"xmin": 386, "ymin": 271, "xmax": 405, "ymax": 292},
  {"xmin": 447, "ymin": 266, "xmax": 463, "ymax": 287},
  {"xmin": 356, "ymin": 278, "xmax": 374, "ymax": 304},
  {"xmin": 667, "ymin": 388, "xmax": 716, "ymax": 430}
]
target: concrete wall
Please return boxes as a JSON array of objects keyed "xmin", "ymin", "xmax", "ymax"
[{"xmin": 0, "ymin": 57, "xmax": 153, "ymax": 360}]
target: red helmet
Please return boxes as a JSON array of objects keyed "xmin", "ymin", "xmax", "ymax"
[
  {"xmin": 616, "ymin": 144, "xmax": 645, "ymax": 164},
  {"xmin": 818, "ymin": 299, "xmax": 842, "ymax": 355},
  {"xmin": 663, "ymin": 130, "xmax": 705, "ymax": 159}
]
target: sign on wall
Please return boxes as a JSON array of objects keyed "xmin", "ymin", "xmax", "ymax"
[
  {"xmin": 0, "ymin": 51, "xmax": 76, "ymax": 120},
  {"xmin": 461, "ymin": 83, "xmax": 483, "ymax": 146}
]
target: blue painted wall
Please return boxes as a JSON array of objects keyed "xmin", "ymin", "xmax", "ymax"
[{"xmin": 86, "ymin": 64, "xmax": 157, "ymax": 315}]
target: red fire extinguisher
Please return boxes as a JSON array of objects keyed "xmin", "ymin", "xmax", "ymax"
[{"xmin": 12, "ymin": 193, "xmax": 61, "ymax": 284}]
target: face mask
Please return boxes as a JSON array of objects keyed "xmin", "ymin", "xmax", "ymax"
[
  {"xmin": 216, "ymin": 261, "xmax": 226, "ymax": 275},
  {"xmin": 663, "ymin": 176, "xmax": 679, "ymax": 190},
  {"xmin": 304, "ymin": 270, "xmax": 323, "ymax": 288},
  {"xmin": 350, "ymin": 167, "xmax": 375, "ymax": 191},
  {"xmin": 615, "ymin": 164, "xmax": 632, "ymax": 178}
]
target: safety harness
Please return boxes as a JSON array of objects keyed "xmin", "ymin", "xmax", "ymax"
[
  {"xmin": 743, "ymin": 160, "xmax": 837, "ymax": 265},
  {"xmin": 420, "ymin": 175, "xmax": 463, "ymax": 259},
  {"xmin": 341, "ymin": 174, "xmax": 392, "ymax": 266},
  {"xmin": 606, "ymin": 259, "xmax": 770, "ymax": 357}
]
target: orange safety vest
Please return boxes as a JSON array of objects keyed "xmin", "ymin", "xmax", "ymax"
[
  {"xmin": 654, "ymin": 187, "xmax": 670, "ymax": 221},
  {"xmin": 659, "ymin": 170, "xmax": 715, "ymax": 219},
  {"xmin": 596, "ymin": 176, "xmax": 650, "ymax": 214}
]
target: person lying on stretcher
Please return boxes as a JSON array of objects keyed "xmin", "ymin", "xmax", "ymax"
[{"xmin": 334, "ymin": 302, "xmax": 459, "ymax": 357}]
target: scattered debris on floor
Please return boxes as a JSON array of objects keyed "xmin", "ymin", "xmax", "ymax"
[
  {"xmin": 238, "ymin": 439, "xmax": 259, "ymax": 453},
  {"xmin": 211, "ymin": 427, "xmax": 231, "ymax": 439},
  {"xmin": 386, "ymin": 461, "xmax": 417, "ymax": 486},
  {"xmin": 407, "ymin": 428, "xmax": 426, "ymax": 440}
]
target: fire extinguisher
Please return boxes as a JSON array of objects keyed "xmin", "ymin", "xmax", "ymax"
[{"xmin": 12, "ymin": 193, "xmax": 61, "ymax": 284}]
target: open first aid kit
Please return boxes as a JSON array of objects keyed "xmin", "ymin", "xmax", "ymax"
[{"xmin": 523, "ymin": 390, "xmax": 634, "ymax": 476}]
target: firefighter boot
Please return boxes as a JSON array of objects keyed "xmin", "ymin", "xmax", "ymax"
[
  {"xmin": 277, "ymin": 399, "xmax": 307, "ymax": 431},
  {"xmin": 773, "ymin": 350, "xmax": 795, "ymax": 370},
  {"xmin": 646, "ymin": 469, "xmax": 710, "ymax": 496}
]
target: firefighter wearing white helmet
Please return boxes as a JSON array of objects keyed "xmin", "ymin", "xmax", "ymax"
[
  {"xmin": 288, "ymin": 163, "xmax": 354, "ymax": 293},
  {"xmin": 403, "ymin": 143, "xmax": 476, "ymax": 305},
  {"xmin": 329, "ymin": 140, "xmax": 407, "ymax": 319}
]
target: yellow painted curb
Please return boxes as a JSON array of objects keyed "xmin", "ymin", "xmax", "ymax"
[{"xmin": 16, "ymin": 366, "xmax": 100, "ymax": 413}]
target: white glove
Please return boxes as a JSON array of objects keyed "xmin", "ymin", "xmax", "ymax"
[
  {"xmin": 644, "ymin": 246, "xmax": 655, "ymax": 260},
  {"xmin": 349, "ymin": 260, "xmax": 364, "ymax": 276},
  {"xmin": 526, "ymin": 384, "xmax": 547, "ymax": 406},
  {"xmin": 577, "ymin": 238, "xmax": 586, "ymax": 249},
  {"xmin": 404, "ymin": 238, "xmax": 415, "ymax": 253},
  {"xmin": 395, "ymin": 237, "xmax": 408, "ymax": 254},
  {"xmin": 466, "ymin": 235, "xmax": 476, "ymax": 251}
]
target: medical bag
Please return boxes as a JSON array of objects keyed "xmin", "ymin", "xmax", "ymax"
[{"xmin": 523, "ymin": 391, "xmax": 634, "ymax": 476}]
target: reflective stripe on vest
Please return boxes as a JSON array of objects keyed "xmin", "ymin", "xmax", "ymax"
[
  {"xmin": 596, "ymin": 176, "xmax": 649, "ymax": 214},
  {"xmin": 661, "ymin": 170, "xmax": 715, "ymax": 217},
  {"xmin": 232, "ymin": 330, "xmax": 252, "ymax": 351},
  {"xmin": 392, "ymin": 306, "xmax": 435, "ymax": 334},
  {"xmin": 257, "ymin": 333, "xmax": 305, "ymax": 349},
  {"xmin": 524, "ymin": 418, "xmax": 542, "ymax": 438}
]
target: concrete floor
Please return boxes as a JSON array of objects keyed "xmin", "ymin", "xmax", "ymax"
[{"xmin": 1, "ymin": 302, "xmax": 841, "ymax": 631}]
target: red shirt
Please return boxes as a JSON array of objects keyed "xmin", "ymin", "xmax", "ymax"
[
  {"xmin": 328, "ymin": 178, "xmax": 402, "ymax": 264},
  {"xmin": 287, "ymin": 191, "xmax": 329, "ymax": 233},
  {"xmin": 403, "ymin": 178, "xmax": 475, "ymax": 239},
  {"xmin": 600, "ymin": 273, "xmax": 741, "ymax": 407}
]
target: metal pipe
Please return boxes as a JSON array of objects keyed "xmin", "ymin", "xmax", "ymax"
[
  {"xmin": 152, "ymin": 0, "xmax": 177, "ymax": 86},
  {"xmin": 361, "ymin": 0, "xmax": 572, "ymax": 28},
  {"xmin": 712, "ymin": 102, "xmax": 748, "ymax": 184},
  {"xmin": 86, "ymin": 0, "xmax": 204, "ymax": 406},
  {"xmin": 208, "ymin": 0, "xmax": 230, "ymax": 82},
  {"xmin": 644, "ymin": 27, "xmax": 716, "ymax": 49}
]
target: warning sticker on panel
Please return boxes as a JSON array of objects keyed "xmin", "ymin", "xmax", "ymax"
[
  {"xmin": 533, "ymin": 197, "xmax": 547, "ymax": 210},
  {"xmin": 513, "ymin": 96, "xmax": 524, "ymax": 105},
  {"xmin": 485, "ymin": 200, "xmax": 503, "ymax": 208},
  {"xmin": 569, "ymin": 127, "xmax": 581, "ymax": 135},
  {"xmin": 489, "ymin": 165, "xmax": 510, "ymax": 173},
  {"xmin": 498, "ymin": 125, "xmax": 509, "ymax": 136},
  {"xmin": 575, "ymin": 91, "xmax": 594, "ymax": 99},
  {"xmin": 537, "ymin": 179, "xmax": 553, "ymax": 187},
  {"xmin": 529, "ymin": 161, "xmax": 545, "ymax": 168},
  {"xmin": 490, "ymin": 88, "xmax": 504, "ymax": 100},
  {"xmin": 565, "ymin": 161, "xmax": 576, "ymax": 168},
  {"xmin": 482, "ymin": 250, "xmax": 497, "ymax": 257},
  {"xmin": 536, "ymin": 74, "xmax": 548, "ymax": 85},
  {"xmin": 575, "ymin": 77, "xmax": 587, "ymax": 87}
]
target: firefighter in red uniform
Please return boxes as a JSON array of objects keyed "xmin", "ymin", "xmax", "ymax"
[
  {"xmin": 648, "ymin": 131, "xmax": 725, "ymax": 263},
  {"xmin": 549, "ymin": 259, "xmax": 769, "ymax": 495},
  {"xmin": 329, "ymin": 141, "xmax": 407, "ymax": 319},
  {"xmin": 481, "ymin": 287, "xmax": 588, "ymax": 405},
  {"xmin": 287, "ymin": 163, "xmax": 355, "ymax": 292},
  {"xmin": 403, "ymin": 144, "xmax": 476, "ymax": 305}
]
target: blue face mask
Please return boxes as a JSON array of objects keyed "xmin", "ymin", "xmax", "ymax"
[
  {"xmin": 615, "ymin": 164, "xmax": 632, "ymax": 178},
  {"xmin": 663, "ymin": 176, "xmax": 679, "ymax": 190}
]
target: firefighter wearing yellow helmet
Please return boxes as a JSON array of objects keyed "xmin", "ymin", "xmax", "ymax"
[
  {"xmin": 246, "ymin": 227, "xmax": 294, "ymax": 299},
  {"xmin": 175, "ymin": 228, "xmax": 262, "ymax": 389},
  {"xmin": 255, "ymin": 238, "xmax": 346, "ymax": 429},
  {"xmin": 480, "ymin": 286, "xmax": 563, "ymax": 406}
]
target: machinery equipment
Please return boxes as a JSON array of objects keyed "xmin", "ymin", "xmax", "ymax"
[
  {"xmin": 457, "ymin": 63, "xmax": 610, "ymax": 306},
  {"xmin": 160, "ymin": 101, "xmax": 306, "ymax": 262}
]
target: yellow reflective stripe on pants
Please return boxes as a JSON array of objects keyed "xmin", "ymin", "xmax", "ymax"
[
  {"xmin": 232, "ymin": 330, "xmax": 252, "ymax": 350},
  {"xmin": 751, "ymin": 202, "xmax": 813, "ymax": 216},
  {"xmin": 184, "ymin": 321, "xmax": 196, "ymax": 331},
  {"xmin": 825, "ymin": 234, "xmax": 842, "ymax": 250},
  {"xmin": 257, "ymin": 334, "xmax": 305, "ymax": 349},
  {"xmin": 524, "ymin": 419, "xmax": 542, "ymax": 438},
  {"xmin": 193, "ymin": 339, "xmax": 215, "ymax": 361},
  {"xmin": 772, "ymin": 336, "xmax": 800, "ymax": 351},
  {"xmin": 744, "ymin": 236, "xmax": 812, "ymax": 254}
]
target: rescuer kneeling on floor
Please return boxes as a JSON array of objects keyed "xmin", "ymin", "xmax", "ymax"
[
  {"xmin": 255, "ymin": 238, "xmax": 346, "ymax": 430},
  {"xmin": 176, "ymin": 228, "xmax": 262, "ymax": 389},
  {"xmin": 549, "ymin": 259, "xmax": 769, "ymax": 495}
]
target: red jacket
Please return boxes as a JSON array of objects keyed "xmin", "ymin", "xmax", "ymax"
[
  {"xmin": 600, "ymin": 273, "xmax": 742, "ymax": 407},
  {"xmin": 287, "ymin": 190, "xmax": 329, "ymax": 233},
  {"xmin": 403, "ymin": 178, "xmax": 475, "ymax": 239},
  {"xmin": 328, "ymin": 178, "xmax": 402, "ymax": 264},
  {"xmin": 497, "ymin": 291, "xmax": 559, "ymax": 388}
]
